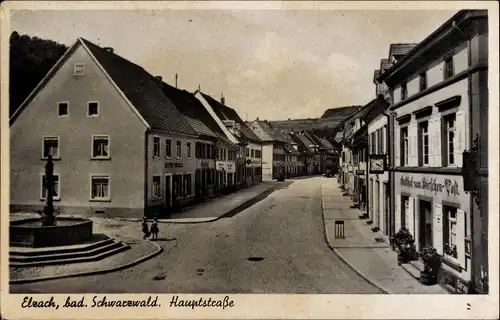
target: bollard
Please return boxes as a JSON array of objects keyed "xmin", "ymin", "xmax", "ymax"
[{"xmin": 334, "ymin": 220, "xmax": 345, "ymax": 239}]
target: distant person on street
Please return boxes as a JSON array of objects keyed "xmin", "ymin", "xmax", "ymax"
[
  {"xmin": 151, "ymin": 217, "xmax": 159, "ymax": 240},
  {"xmin": 142, "ymin": 217, "xmax": 150, "ymax": 239}
]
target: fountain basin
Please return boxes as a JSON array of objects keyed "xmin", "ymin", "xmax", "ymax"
[{"xmin": 10, "ymin": 218, "xmax": 93, "ymax": 248}]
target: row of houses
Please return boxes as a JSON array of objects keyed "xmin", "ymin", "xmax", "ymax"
[
  {"xmin": 338, "ymin": 10, "xmax": 488, "ymax": 294},
  {"xmin": 9, "ymin": 37, "xmax": 339, "ymax": 220}
]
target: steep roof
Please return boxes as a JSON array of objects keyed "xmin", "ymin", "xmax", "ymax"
[
  {"xmin": 295, "ymin": 133, "xmax": 316, "ymax": 152},
  {"xmin": 200, "ymin": 93, "xmax": 261, "ymax": 143},
  {"xmin": 157, "ymin": 82, "xmax": 224, "ymax": 140},
  {"xmin": 81, "ymin": 38, "xmax": 197, "ymax": 136},
  {"xmin": 317, "ymin": 137, "xmax": 334, "ymax": 150},
  {"xmin": 290, "ymin": 134, "xmax": 313, "ymax": 155}
]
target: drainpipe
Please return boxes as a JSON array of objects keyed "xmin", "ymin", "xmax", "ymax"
[{"xmin": 383, "ymin": 111, "xmax": 397, "ymax": 244}]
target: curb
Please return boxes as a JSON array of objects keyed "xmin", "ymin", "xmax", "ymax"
[
  {"xmin": 119, "ymin": 184, "xmax": 279, "ymax": 225},
  {"xmin": 320, "ymin": 183, "xmax": 391, "ymax": 295},
  {"xmin": 10, "ymin": 239, "xmax": 163, "ymax": 285}
]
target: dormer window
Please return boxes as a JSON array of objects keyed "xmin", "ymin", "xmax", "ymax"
[{"xmin": 74, "ymin": 63, "xmax": 85, "ymax": 76}]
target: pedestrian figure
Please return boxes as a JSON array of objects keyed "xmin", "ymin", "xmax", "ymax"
[
  {"xmin": 151, "ymin": 217, "xmax": 159, "ymax": 240},
  {"xmin": 142, "ymin": 217, "xmax": 151, "ymax": 239}
]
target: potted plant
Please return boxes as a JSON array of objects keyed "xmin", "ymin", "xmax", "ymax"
[
  {"xmin": 420, "ymin": 247, "xmax": 442, "ymax": 285},
  {"xmin": 392, "ymin": 227, "xmax": 417, "ymax": 265}
]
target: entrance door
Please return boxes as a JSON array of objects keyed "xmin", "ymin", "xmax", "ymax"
[
  {"xmin": 419, "ymin": 200, "xmax": 433, "ymax": 251},
  {"xmin": 164, "ymin": 175, "xmax": 171, "ymax": 211}
]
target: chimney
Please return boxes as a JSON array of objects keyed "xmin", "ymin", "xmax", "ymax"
[
  {"xmin": 175, "ymin": 73, "xmax": 178, "ymax": 88},
  {"xmin": 103, "ymin": 47, "xmax": 114, "ymax": 53},
  {"xmin": 221, "ymin": 93, "xmax": 225, "ymax": 105},
  {"xmin": 155, "ymin": 76, "xmax": 162, "ymax": 81},
  {"xmin": 256, "ymin": 117, "xmax": 259, "ymax": 121}
]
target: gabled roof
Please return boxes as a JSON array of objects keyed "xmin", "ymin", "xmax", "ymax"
[
  {"xmin": 317, "ymin": 137, "xmax": 334, "ymax": 150},
  {"xmin": 249, "ymin": 121, "xmax": 287, "ymax": 143},
  {"xmin": 199, "ymin": 93, "xmax": 262, "ymax": 143},
  {"xmin": 295, "ymin": 133, "xmax": 316, "ymax": 152},
  {"xmin": 80, "ymin": 38, "xmax": 197, "ymax": 136}
]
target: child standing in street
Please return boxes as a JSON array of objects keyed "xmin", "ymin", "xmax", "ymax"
[
  {"xmin": 151, "ymin": 217, "xmax": 159, "ymax": 240},
  {"xmin": 142, "ymin": 217, "xmax": 150, "ymax": 239}
]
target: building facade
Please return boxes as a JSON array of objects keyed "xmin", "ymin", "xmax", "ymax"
[
  {"xmin": 378, "ymin": 10, "xmax": 488, "ymax": 293},
  {"xmin": 10, "ymin": 38, "xmax": 203, "ymax": 218}
]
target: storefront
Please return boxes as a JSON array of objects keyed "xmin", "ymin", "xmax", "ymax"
[{"xmin": 394, "ymin": 172, "xmax": 471, "ymax": 291}]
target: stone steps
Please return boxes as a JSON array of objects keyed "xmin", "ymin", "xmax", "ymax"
[{"xmin": 10, "ymin": 238, "xmax": 131, "ymax": 267}]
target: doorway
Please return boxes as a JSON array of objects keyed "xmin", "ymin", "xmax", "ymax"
[
  {"xmin": 164, "ymin": 175, "xmax": 171, "ymax": 211},
  {"xmin": 418, "ymin": 200, "xmax": 433, "ymax": 251}
]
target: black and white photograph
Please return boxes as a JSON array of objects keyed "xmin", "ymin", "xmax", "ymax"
[{"xmin": 1, "ymin": 1, "xmax": 498, "ymax": 319}]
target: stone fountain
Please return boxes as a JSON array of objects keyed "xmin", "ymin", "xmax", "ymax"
[{"xmin": 9, "ymin": 155, "xmax": 129, "ymax": 267}]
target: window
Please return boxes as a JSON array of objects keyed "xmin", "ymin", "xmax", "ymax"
[
  {"xmin": 444, "ymin": 58, "xmax": 454, "ymax": 79},
  {"xmin": 165, "ymin": 139, "xmax": 172, "ymax": 158},
  {"xmin": 91, "ymin": 175, "xmax": 110, "ymax": 200},
  {"xmin": 176, "ymin": 141, "xmax": 182, "ymax": 158},
  {"xmin": 183, "ymin": 174, "xmax": 192, "ymax": 197},
  {"xmin": 74, "ymin": 63, "xmax": 85, "ymax": 76},
  {"xmin": 41, "ymin": 174, "xmax": 60, "ymax": 200},
  {"xmin": 88, "ymin": 102, "xmax": 99, "ymax": 116},
  {"xmin": 419, "ymin": 72, "xmax": 427, "ymax": 91},
  {"xmin": 187, "ymin": 142, "xmax": 192, "ymax": 159},
  {"xmin": 42, "ymin": 137, "xmax": 60, "ymax": 159},
  {"xmin": 444, "ymin": 114, "xmax": 456, "ymax": 166},
  {"xmin": 58, "ymin": 102, "xmax": 68, "ymax": 116},
  {"xmin": 251, "ymin": 149, "xmax": 255, "ymax": 158},
  {"xmin": 153, "ymin": 137, "xmax": 160, "ymax": 157},
  {"xmin": 443, "ymin": 206, "xmax": 458, "ymax": 259},
  {"xmin": 152, "ymin": 176, "xmax": 161, "ymax": 198},
  {"xmin": 400, "ymin": 127, "xmax": 408, "ymax": 166},
  {"xmin": 401, "ymin": 82, "xmax": 408, "ymax": 100},
  {"xmin": 418, "ymin": 121, "xmax": 429, "ymax": 166},
  {"xmin": 246, "ymin": 147, "xmax": 249, "ymax": 157},
  {"xmin": 91, "ymin": 135, "xmax": 110, "ymax": 159}
]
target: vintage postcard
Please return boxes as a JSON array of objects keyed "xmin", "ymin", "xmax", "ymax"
[{"xmin": 1, "ymin": 1, "xmax": 498, "ymax": 319}]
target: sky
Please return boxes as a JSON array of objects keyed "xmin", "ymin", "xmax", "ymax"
[{"xmin": 10, "ymin": 6, "xmax": 458, "ymax": 121}]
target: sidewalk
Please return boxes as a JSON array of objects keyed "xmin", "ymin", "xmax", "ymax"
[
  {"xmin": 146, "ymin": 181, "xmax": 278, "ymax": 223},
  {"xmin": 321, "ymin": 178, "xmax": 448, "ymax": 294}
]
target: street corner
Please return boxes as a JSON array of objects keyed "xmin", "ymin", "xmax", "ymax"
[{"xmin": 9, "ymin": 236, "xmax": 163, "ymax": 285}]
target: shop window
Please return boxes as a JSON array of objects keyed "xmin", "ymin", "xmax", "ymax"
[
  {"xmin": 443, "ymin": 114, "xmax": 456, "ymax": 166},
  {"xmin": 183, "ymin": 174, "xmax": 192, "ymax": 197},
  {"xmin": 400, "ymin": 127, "xmax": 408, "ymax": 166},
  {"xmin": 418, "ymin": 121, "xmax": 429, "ymax": 166},
  {"xmin": 443, "ymin": 205, "xmax": 458, "ymax": 259}
]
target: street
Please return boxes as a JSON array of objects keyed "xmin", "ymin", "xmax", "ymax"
[{"xmin": 11, "ymin": 177, "xmax": 382, "ymax": 294}]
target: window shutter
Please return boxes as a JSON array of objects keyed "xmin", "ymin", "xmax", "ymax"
[
  {"xmin": 395, "ymin": 194, "xmax": 401, "ymax": 231},
  {"xmin": 455, "ymin": 111, "xmax": 467, "ymax": 167},
  {"xmin": 457, "ymin": 208, "xmax": 466, "ymax": 268},
  {"xmin": 428, "ymin": 116, "xmax": 441, "ymax": 167},
  {"xmin": 394, "ymin": 127, "xmax": 400, "ymax": 166},
  {"xmin": 408, "ymin": 124, "xmax": 417, "ymax": 166},
  {"xmin": 407, "ymin": 197, "xmax": 415, "ymax": 236},
  {"xmin": 433, "ymin": 204, "xmax": 444, "ymax": 255}
]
